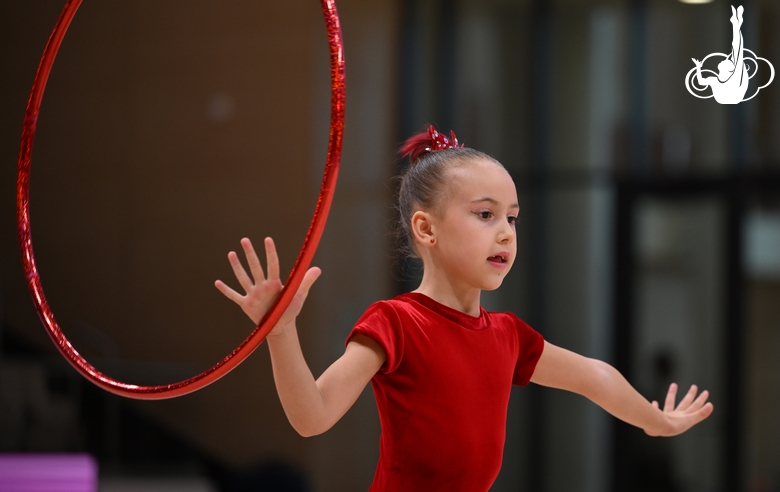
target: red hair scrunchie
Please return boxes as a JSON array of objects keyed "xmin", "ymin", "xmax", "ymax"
[{"xmin": 399, "ymin": 125, "xmax": 464, "ymax": 162}]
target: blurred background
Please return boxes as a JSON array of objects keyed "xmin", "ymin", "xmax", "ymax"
[{"xmin": 1, "ymin": 0, "xmax": 778, "ymax": 490}]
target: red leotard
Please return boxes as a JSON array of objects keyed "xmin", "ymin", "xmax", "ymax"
[{"xmin": 346, "ymin": 292, "xmax": 544, "ymax": 491}]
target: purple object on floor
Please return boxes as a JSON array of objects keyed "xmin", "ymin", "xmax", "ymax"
[{"xmin": 0, "ymin": 454, "xmax": 97, "ymax": 492}]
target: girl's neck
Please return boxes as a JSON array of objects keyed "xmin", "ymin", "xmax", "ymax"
[{"xmin": 412, "ymin": 270, "xmax": 482, "ymax": 317}]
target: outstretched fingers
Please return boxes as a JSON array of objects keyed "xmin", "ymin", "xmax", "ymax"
[
  {"xmin": 241, "ymin": 237, "xmax": 266, "ymax": 284},
  {"xmin": 675, "ymin": 384, "xmax": 699, "ymax": 412},
  {"xmin": 653, "ymin": 382, "xmax": 714, "ymax": 436},
  {"xmin": 228, "ymin": 250, "xmax": 255, "ymax": 293},
  {"xmin": 216, "ymin": 236, "xmax": 314, "ymax": 328},
  {"xmin": 289, "ymin": 267, "xmax": 322, "ymax": 311},
  {"xmin": 220, "ymin": 238, "xmax": 278, "ymax": 294},
  {"xmin": 299, "ymin": 267, "xmax": 322, "ymax": 297},
  {"xmin": 690, "ymin": 389, "xmax": 711, "ymax": 412},
  {"xmin": 663, "ymin": 383, "xmax": 678, "ymax": 412},
  {"xmin": 663, "ymin": 383, "xmax": 711, "ymax": 413},
  {"xmin": 214, "ymin": 279, "xmax": 243, "ymax": 305},
  {"xmin": 270, "ymin": 266, "xmax": 322, "ymax": 332},
  {"xmin": 215, "ymin": 237, "xmax": 275, "ymax": 302},
  {"xmin": 264, "ymin": 237, "xmax": 281, "ymax": 283},
  {"xmin": 686, "ymin": 394, "xmax": 714, "ymax": 428}
]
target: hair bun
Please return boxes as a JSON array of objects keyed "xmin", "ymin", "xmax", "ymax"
[{"xmin": 399, "ymin": 125, "xmax": 464, "ymax": 163}]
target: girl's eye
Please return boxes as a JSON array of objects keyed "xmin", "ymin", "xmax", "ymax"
[
  {"xmin": 508, "ymin": 216, "xmax": 517, "ymax": 225},
  {"xmin": 477, "ymin": 211, "xmax": 492, "ymax": 219}
]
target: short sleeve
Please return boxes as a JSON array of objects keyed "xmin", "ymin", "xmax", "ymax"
[
  {"xmin": 510, "ymin": 314, "xmax": 544, "ymax": 386},
  {"xmin": 345, "ymin": 301, "xmax": 404, "ymax": 374}
]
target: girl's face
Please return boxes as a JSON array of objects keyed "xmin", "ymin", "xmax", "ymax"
[{"xmin": 427, "ymin": 158, "xmax": 519, "ymax": 292}]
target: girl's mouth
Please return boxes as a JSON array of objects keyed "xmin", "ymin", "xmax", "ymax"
[{"xmin": 487, "ymin": 255, "xmax": 507, "ymax": 265}]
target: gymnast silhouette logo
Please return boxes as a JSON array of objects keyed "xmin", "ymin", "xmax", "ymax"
[{"xmin": 685, "ymin": 5, "xmax": 774, "ymax": 104}]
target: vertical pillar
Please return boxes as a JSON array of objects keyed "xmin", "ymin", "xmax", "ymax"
[{"xmin": 528, "ymin": 0, "xmax": 551, "ymax": 490}]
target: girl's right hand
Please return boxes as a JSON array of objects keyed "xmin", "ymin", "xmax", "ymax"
[{"xmin": 215, "ymin": 237, "xmax": 321, "ymax": 336}]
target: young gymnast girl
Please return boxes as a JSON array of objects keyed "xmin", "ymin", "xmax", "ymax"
[{"xmin": 214, "ymin": 126, "xmax": 713, "ymax": 491}]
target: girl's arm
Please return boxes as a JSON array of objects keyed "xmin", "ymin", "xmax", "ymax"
[
  {"xmin": 267, "ymin": 330, "xmax": 384, "ymax": 436},
  {"xmin": 530, "ymin": 341, "xmax": 713, "ymax": 437},
  {"xmin": 215, "ymin": 238, "xmax": 386, "ymax": 437}
]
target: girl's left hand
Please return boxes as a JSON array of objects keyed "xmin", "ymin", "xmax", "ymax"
[{"xmin": 647, "ymin": 383, "xmax": 713, "ymax": 437}]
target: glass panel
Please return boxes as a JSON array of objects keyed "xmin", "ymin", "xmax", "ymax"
[
  {"xmin": 630, "ymin": 197, "xmax": 725, "ymax": 491},
  {"xmin": 742, "ymin": 203, "xmax": 780, "ymax": 491}
]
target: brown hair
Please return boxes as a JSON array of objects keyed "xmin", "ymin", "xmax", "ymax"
[{"xmin": 396, "ymin": 128, "xmax": 501, "ymax": 259}]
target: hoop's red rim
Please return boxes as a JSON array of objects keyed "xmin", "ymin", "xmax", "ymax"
[{"xmin": 16, "ymin": 0, "xmax": 345, "ymax": 399}]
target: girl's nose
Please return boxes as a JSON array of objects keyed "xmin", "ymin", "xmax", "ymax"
[{"xmin": 498, "ymin": 223, "xmax": 515, "ymax": 242}]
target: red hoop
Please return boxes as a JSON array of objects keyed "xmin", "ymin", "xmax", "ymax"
[{"xmin": 16, "ymin": 0, "xmax": 345, "ymax": 399}]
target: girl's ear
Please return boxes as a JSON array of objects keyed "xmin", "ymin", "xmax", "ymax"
[{"xmin": 411, "ymin": 210, "xmax": 435, "ymax": 248}]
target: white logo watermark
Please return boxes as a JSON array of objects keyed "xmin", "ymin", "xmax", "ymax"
[{"xmin": 685, "ymin": 5, "xmax": 774, "ymax": 104}]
